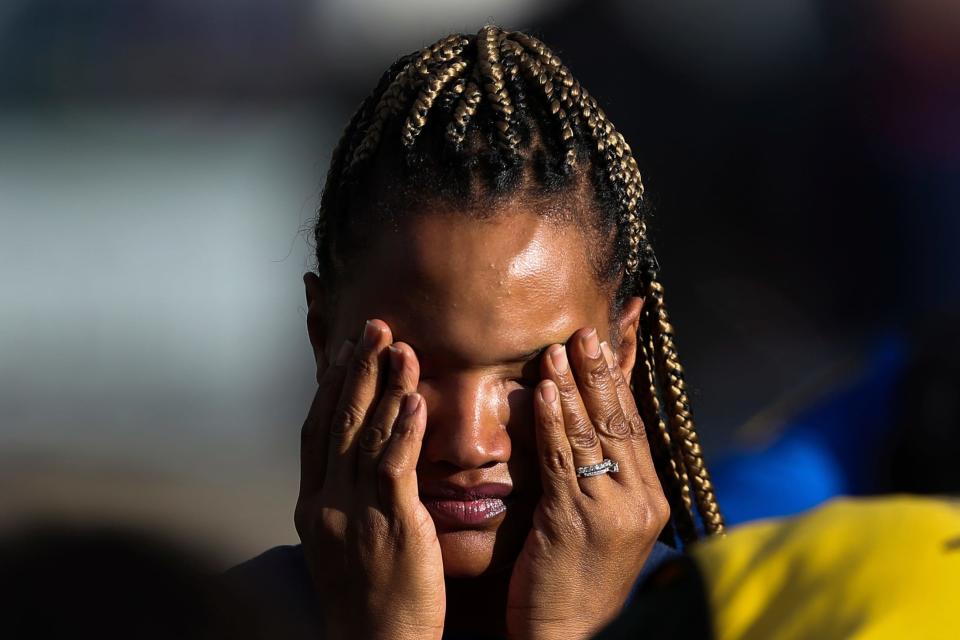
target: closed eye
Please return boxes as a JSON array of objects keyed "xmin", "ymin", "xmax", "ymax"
[{"xmin": 509, "ymin": 351, "xmax": 545, "ymax": 389}]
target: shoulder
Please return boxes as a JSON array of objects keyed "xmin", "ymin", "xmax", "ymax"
[
  {"xmin": 225, "ymin": 545, "xmax": 323, "ymax": 640},
  {"xmin": 641, "ymin": 541, "xmax": 683, "ymax": 581},
  {"xmin": 228, "ymin": 540, "xmax": 679, "ymax": 589},
  {"xmin": 625, "ymin": 540, "xmax": 683, "ymax": 606},
  {"xmin": 227, "ymin": 544, "xmax": 310, "ymax": 587},
  {"xmin": 224, "ymin": 541, "xmax": 683, "ymax": 638}
]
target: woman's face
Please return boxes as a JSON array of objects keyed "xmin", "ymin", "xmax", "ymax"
[{"xmin": 309, "ymin": 201, "xmax": 634, "ymax": 578}]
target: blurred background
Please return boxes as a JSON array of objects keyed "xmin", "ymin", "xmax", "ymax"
[{"xmin": 1, "ymin": 0, "xmax": 958, "ymax": 567}]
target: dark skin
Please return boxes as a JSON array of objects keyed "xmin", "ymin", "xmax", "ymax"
[{"xmin": 295, "ymin": 200, "xmax": 669, "ymax": 639}]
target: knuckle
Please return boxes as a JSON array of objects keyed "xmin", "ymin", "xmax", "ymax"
[
  {"xmin": 584, "ymin": 360, "xmax": 611, "ymax": 391},
  {"xmin": 557, "ymin": 379, "xmax": 581, "ymax": 403},
  {"xmin": 639, "ymin": 491, "xmax": 671, "ymax": 532},
  {"xmin": 543, "ymin": 445, "xmax": 573, "ymax": 476},
  {"xmin": 567, "ymin": 420, "xmax": 599, "ymax": 451},
  {"xmin": 378, "ymin": 458, "xmax": 406, "ymax": 482},
  {"xmin": 628, "ymin": 413, "xmax": 647, "ymax": 439},
  {"xmin": 358, "ymin": 425, "xmax": 385, "ymax": 452},
  {"xmin": 598, "ymin": 408, "xmax": 630, "ymax": 439},
  {"xmin": 537, "ymin": 402, "xmax": 563, "ymax": 428},
  {"xmin": 358, "ymin": 505, "xmax": 386, "ymax": 531},
  {"xmin": 351, "ymin": 353, "xmax": 378, "ymax": 379},
  {"xmin": 318, "ymin": 508, "xmax": 346, "ymax": 539},
  {"xmin": 655, "ymin": 496, "xmax": 671, "ymax": 528},
  {"xmin": 610, "ymin": 369, "xmax": 628, "ymax": 391},
  {"xmin": 381, "ymin": 377, "xmax": 408, "ymax": 402},
  {"xmin": 330, "ymin": 404, "xmax": 363, "ymax": 437},
  {"xmin": 391, "ymin": 414, "xmax": 414, "ymax": 437}
]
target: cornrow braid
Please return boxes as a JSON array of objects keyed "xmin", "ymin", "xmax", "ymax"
[
  {"xmin": 314, "ymin": 51, "xmax": 418, "ymax": 260},
  {"xmin": 477, "ymin": 25, "xmax": 520, "ymax": 153},
  {"xmin": 502, "ymin": 38, "xmax": 577, "ymax": 170},
  {"xmin": 349, "ymin": 34, "xmax": 468, "ymax": 171},
  {"xmin": 447, "ymin": 67, "xmax": 483, "ymax": 149},
  {"xmin": 402, "ymin": 58, "xmax": 469, "ymax": 147},
  {"xmin": 313, "ymin": 25, "xmax": 723, "ymax": 545},
  {"xmin": 509, "ymin": 31, "xmax": 645, "ymax": 273}
]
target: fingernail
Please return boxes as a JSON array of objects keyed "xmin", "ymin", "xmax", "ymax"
[
  {"xmin": 540, "ymin": 381, "xmax": 557, "ymax": 404},
  {"xmin": 582, "ymin": 328, "xmax": 600, "ymax": 359},
  {"xmin": 335, "ymin": 340, "xmax": 354, "ymax": 365},
  {"xmin": 549, "ymin": 344, "xmax": 569, "ymax": 374},
  {"xmin": 362, "ymin": 320, "xmax": 380, "ymax": 348},
  {"xmin": 600, "ymin": 341, "xmax": 616, "ymax": 368},
  {"xmin": 401, "ymin": 393, "xmax": 421, "ymax": 416},
  {"xmin": 388, "ymin": 344, "xmax": 403, "ymax": 371}
]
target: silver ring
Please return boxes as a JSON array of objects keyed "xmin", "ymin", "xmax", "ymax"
[{"xmin": 575, "ymin": 458, "xmax": 619, "ymax": 478}]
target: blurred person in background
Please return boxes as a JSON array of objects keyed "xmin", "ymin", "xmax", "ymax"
[
  {"xmin": 596, "ymin": 495, "xmax": 960, "ymax": 640},
  {"xmin": 229, "ymin": 25, "xmax": 725, "ymax": 640},
  {"xmin": 0, "ymin": 524, "xmax": 258, "ymax": 639}
]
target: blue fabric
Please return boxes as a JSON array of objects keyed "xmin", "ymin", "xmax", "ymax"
[
  {"xmin": 711, "ymin": 333, "xmax": 908, "ymax": 525},
  {"xmin": 228, "ymin": 541, "xmax": 681, "ymax": 639}
]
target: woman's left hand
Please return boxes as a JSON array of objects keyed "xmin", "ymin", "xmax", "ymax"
[{"xmin": 505, "ymin": 327, "xmax": 670, "ymax": 640}]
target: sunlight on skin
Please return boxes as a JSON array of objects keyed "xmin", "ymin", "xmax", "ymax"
[{"xmin": 312, "ymin": 202, "xmax": 616, "ymax": 578}]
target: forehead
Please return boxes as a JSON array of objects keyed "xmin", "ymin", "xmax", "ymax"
[{"xmin": 334, "ymin": 204, "xmax": 611, "ymax": 363}]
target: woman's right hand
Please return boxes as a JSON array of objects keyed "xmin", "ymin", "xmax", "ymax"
[{"xmin": 294, "ymin": 319, "xmax": 445, "ymax": 640}]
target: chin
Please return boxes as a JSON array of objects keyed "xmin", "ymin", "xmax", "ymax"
[
  {"xmin": 438, "ymin": 530, "xmax": 501, "ymax": 578},
  {"xmin": 435, "ymin": 509, "xmax": 532, "ymax": 579}
]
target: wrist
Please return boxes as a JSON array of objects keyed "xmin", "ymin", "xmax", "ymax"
[
  {"xmin": 507, "ymin": 616, "xmax": 604, "ymax": 640},
  {"xmin": 327, "ymin": 617, "xmax": 443, "ymax": 640},
  {"xmin": 369, "ymin": 621, "xmax": 444, "ymax": 640}
]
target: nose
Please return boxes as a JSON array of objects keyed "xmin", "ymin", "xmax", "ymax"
[{"xmin": 418, "ymin": 373, "xmax": 511, "ymax": 471}]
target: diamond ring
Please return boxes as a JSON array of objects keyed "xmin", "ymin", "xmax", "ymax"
[{"xmin": 575, "ymin": 458, "xmax": 620, "ymax": 478}]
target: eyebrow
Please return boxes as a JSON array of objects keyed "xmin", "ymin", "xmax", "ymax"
[{"xmin": 504, "ymin": 344, "xmax": 553, "ymax": 364}]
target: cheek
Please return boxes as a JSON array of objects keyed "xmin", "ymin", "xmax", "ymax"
[
  {"xmin": 504, "ymin": 386, "xmax": 538, "ymax": 453},
  {"xmin": 504, "ymin": 386, "xmax": 542, "ymax": 500}
]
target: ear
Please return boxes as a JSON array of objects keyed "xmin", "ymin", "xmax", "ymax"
[
  {"xmin": 613, "ymin": 296, "xmax": 644, "ymax": 383},
  {"xmin": 304, "ymin": 272, "xmax": 330, "ymax": 383}
]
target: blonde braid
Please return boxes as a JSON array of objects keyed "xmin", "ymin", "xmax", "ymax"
[
  {"xmin": 574, "ymin": 92, "xmax": 644, "ymax": 274},
  {"xmin": 646, "ymin": 326, "xmax": 695, "ymax": 520},
  {"xmin": 446, "ymin": 66, "xmax": 483, "ymax": 148},
  {"xmin": 511, "ymin": 34, "xmax": 584, "ymax": 140},
  {"xmin": 648, "ymin": 279, "xmax": 725, "ymax": 535},
  {"xmin": 635, "ymin": 318, "xmax": 698, "ymax": 545},
  {"xmin": 477, "ymin": 25, "xmax": 520, "ymax": 152},
  {"xmin": 350, "ymin": 34, "xmax": 465, "ymax": 170},
  {"xmin": 401, "ymin": 58, "xmax": 469, "ymax": 147},
  {"xmin": 314, "ymin": 55, "xmax": 408, "ymax": 260},
  {"xmin": 505, "ymin": 36, "xmax": 577, "ymax": 168}
]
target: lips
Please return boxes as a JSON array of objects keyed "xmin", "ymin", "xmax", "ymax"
[{"xmin": 420, "ymin": 482, "xmax": 513, "ymax": 529}]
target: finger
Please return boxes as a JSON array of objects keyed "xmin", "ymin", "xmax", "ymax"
[
  {"xmin": 532, "ymin": 380, "xmax": 578, "ymax": 504},
  {"xmin": 599, "ymin": 341, "xmax": 660, "ymax": 490},
  {"xmin": 377, "ymin": 392, "xmax": 427, "ymax": 518},
  {"xmin": 566, "ymin": 328, "xmax": 639, "ymax": 485},
  {"xmin": 326, "ymin": 319, "xmax": 393, "ymax": 489},
  {"xmin": 542, "ymin": 342, "xmax": 605, "ymax": 489},
  {"xmin": 357, "ymin": 342, "xmax": 420, "ymax": 501},
  {"xmin": 299, "ymin": 339, "xmax": 353, "ymax": 496}
]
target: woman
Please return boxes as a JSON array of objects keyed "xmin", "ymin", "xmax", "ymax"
[{"xmin": 232, "ymin": 25, "xmax": 723, "ymax": 640}]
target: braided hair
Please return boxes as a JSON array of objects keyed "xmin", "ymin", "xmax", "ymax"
[{"xmin": 312, "ymin": 25, "xmax": 724, "ymax": 544}]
